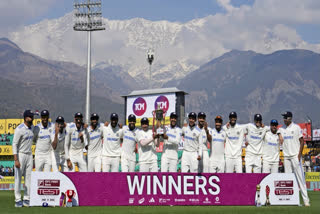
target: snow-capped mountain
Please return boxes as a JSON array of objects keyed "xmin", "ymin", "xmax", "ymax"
[{"xmin": 8, "ymin": 12, "xmax": 320, "ymax": 87}]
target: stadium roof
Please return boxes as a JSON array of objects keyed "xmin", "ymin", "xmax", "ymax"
[{"xmin": 122, "ymin": 87, "xmax": 188, "ymax": 97}]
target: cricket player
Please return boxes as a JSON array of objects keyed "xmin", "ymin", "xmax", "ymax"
[
  {"xmin": 207, "ymin": 116, "xmax": 226, "ymax": 173},
  {"xmin": 87, "ymin": 113, "xmax": 103, "ymax": 172},
  {"xmin": 51, "ymin": 116, "xmax": 67, "ymax": 172},
  {"xmin": 102, "ymin": 113, "xmax": 123, "ymax": 172},
  {"xmin": 161, "ymin": 112, "xmax": 182, "ymax": 172},
  {"xmin": 262, "ymin": 119, "xmax": 281, "ymax": 173},
  {"xmin": 197, "ymin": 112, "xmax": 210, "ymax": 173},
  {"xmin": 278, "ymin": 111, "xmax": 310, "ymax": 206},
  {"xmin": 181, "ymin": 112, "xmax": 202, "ymax": 173},
  {"xmin": 65, "ymin": 112, "xmax": 88, "ymax": 172},
  {"xmin": 12, "ymin": 110, "xmax": 35, "ymax": 207},
  {"xmin": 243, "ymin": 114, "xmax": 268, "ymax": 173},
  {"xmin": 224, "ymin": 111, "xmax": 245, "ymax": 173},
  {"xmin": 121, "ymin": 114, "xmax": 139, "ymax": 172},
  {"xmin": 33, "ymin": 110, "xmax": 54, "ymax": 172},
  {"xmin": 137, "ymin": 117, "xmax": 159, "ymax": 172}
]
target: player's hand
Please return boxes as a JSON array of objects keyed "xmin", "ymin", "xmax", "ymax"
[
  {"xmin": 226, "ymin": 122, "xmax": 230, "ymax": 128},
  {"xmin": 197, "ymin": 155, "xmax": 201, "ymax": 161},
  {"xmin": 64, "ymin": 122, "xmax": 67, "ymax": 128},
  {"xmin": 55, "ymin": 123, "xmax": 60, "ymax": 134},
  {"xmin": 153, "ymin": 133, "xmax": 159, "ymax": 139},
  {"xmin": 118, "ymin": 123, "xmax": 123, "ymax": 128},
  {"xmin": 67, "ymin": 160, "xmax": 73, "ymax": 170},
  {"xmin": 104, "ymin": 121, "xmax": 109, "ymax": 127},
  {"xmin": 261, "ymin": 123, "xmax": 265, "ymax": 128},
  {"xmin": 279, "ymin": 134, "xmax": 284, "ymax": 145},
  {"xmin": 298, "ymin": 154, "xmax": 301, "ymax": 161},
  {"xmin": 83, "ymin": 123, "xmax": 88, "ymax": 129},
  {"xmin": 204, "ymin": 122, "xmax": 208, "ymax": 131},
  {"xmin": 14, "ymin": 160, "xmax": 21, "ymax": 168},
  {"xmin": 79, "ymin": 132, "xmax": 84, "ymax": 142},
  {"xmin": 163, "ymin": 133, "xmax": 168, "ymax": 139},
  {"xmin": 245, "ymin": 142, "xmax": 249, "ymax": 147}
]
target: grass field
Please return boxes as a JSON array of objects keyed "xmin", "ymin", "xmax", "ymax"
[{"xmin": 0, "ymin": 191, "xmax": 318, "ymax": 214}]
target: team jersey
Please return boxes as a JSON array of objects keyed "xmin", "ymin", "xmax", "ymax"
[
  {"xmin": 209, "ymin": 128, "xmax": 226, "ymax": 161},
  {"xmin": 121, "ymin": 126, "xmax": 139, "ymax": 161},
  {"xmin": 87, "ymin": 123, "xmax": 104, "ymax": 157},
  {"xmin": 137, "ymin": 129, "xmax": 157, "ymax": 163},
  {"xmin": 243, "ymin": 123, "xmax": 268, "ymax": 155},
  {"xmin": 65, "ymin": 122, "xmax": 88, "ymax": 160},
  {"xmin": 12, "ymin": 123, "xmax": 34, "ymax": 155},
  {"xmin": 33, "ymin": 122, "xmax": 54, "ymax": 155},
  {"xmin": 262, "ymin": 131, "xmax": 280, "ymax": 163},
  {"xmin": 163, "ymin": 125, "xmax": 182, "ymax": 160},
  {"xmin": 278, "ymin": 122, "xmax": 303, "ymax": 158},
  {"xmin": 223, "ymin": 124, "xmax": 245, "ymax": 158},
  {"xmin": 102, "ymin": 124, "xmax": 123, "ymax": 157},
  {"xmin": 198, "ymin": 126, "xmax": 209, "ymax": 152},
  {"xmin": 182, "ymin": 125, "xmax": 202, "ymax": 155},
  {"xmin": 51, "ymin": 126, "xmax": 66, "ymax": 155}
]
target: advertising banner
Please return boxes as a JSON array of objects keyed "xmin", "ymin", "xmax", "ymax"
[
  {"xmin": 0, "ymin": 119, "xmax": 6, "ymax": 134},
  {"xmin": 30, "ymin": 172, "xmax": 299, "ymax": 207},
  {"xmin": 5, "ymin": 119, "xmax": 23, "ymax": 134},
  {"xmin": 0, "ymin": 176, "xmax": 24, "ymax": 190},
  {"xmin": 297, "ymin": 123, "xmax": 312, "ymax": 141},
  {"xmin": 305, "ymin": 172, "xmax": 320, "ymax": 191},
  {"xmin": 0, "ymin": 145, "xmax": 36, "ymax": 156},
  {"xmin": 313, "ymin": 129, "xmax": 320, "ymax": 141}
]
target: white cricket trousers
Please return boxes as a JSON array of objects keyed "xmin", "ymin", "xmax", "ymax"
[
  {"xmin": 88, "ymin": 155, "xmax": 102, "ymax": 172},
  {"xmin": 51, "ymin": 152, "xmax": 67, "ymax": 172},
  {"xmin": 209, "ymin": 159, "xmax": 225, "ymax": 173},
  {"xmin": 69, "ymin": 154, "xmax": 87, "ymax": 172},
  {"xmin": 262, "ymin": 161, "xmax": 279, "ymax": 173},
  {"xmin": 284, "ymin": 157, "xmax": 310, "ymax": 204},
  {"xmin": 14, "ymin": 153, "xmax": 33, "ymax": 202},
  {"xmin": 225, "ymin": 157, "xmax": 243, "ymax": 173},
  {"xmin": 102, "ymin": 156, "xmax": 120, "ymax": 172},
  {"xmin": 139, "ymin": 161, "xmax": 158, "ymax": 172},
  {"xmin": 161, "ymin": 154, "xmax": 178, "ymax": 172},
  {"xmin": 35, "ymin": 153, "xmax": 52, "ymax": 172},
  {"xmin": 121, "ymin": 156, "xmax": 136, "ymax": 172},
  {"xmin": 181, "ymin": 151, "xmax": 199, "ymax": 173},
  {"xmin": 245, "ymin": 154, "xmax": 262, "ymax": 173},
  {"xmin": 199, "ymin": 151, "xmax": 210, "ymax": 173}
]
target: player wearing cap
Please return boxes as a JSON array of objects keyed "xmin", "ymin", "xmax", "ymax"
[
  {"xmin": 224, "ymin": 111, "xmax": 245, "ymax": 173},
  {"xmin": 278, "ymin": 111, "xmax": 310, "ymax": 206},
  {"xmin": 51, "ymin": 116, "xmax": 67, "ymax": 172},
  {"xmin": 181, "ymin": 112, "xmax": 202, "ymax": 173},
  {"xmin": 137, "ymin": 117, "xmax": 159, "ymax": 172},
  {"xmin": 262, "ymin": 119, "xmax": 281, "ymax": 173},
  {"xmin": 206, "ymin": 116, "xmax": 226, "ymax": 173},
  {"xmin": 12, "ymin": 110, "xmax": 35, "ymax": 207},
  {"xmin": 102, "ymin": 113, "xmax": 123, "ymax": 172},
  {"xmin": 33, "ymin": 110, "xmax": 54, "ymax": 172},
  {"xmin": 87, "ymin": 113, "xmax": 104, "ymax": 172},
  {"xmin": 121, "ymin": 114, "xmax": 139, "ymax": 172},
  {"xmin": 65, "ymin": 112, "xmax": 88, "ymax": 172},
  {"xmin": 197, "ymin": 112, "xmax": 210, "ymax": 173},
  {"xmin": 243, "ymin": 114, "xmax": 269, "ymax": 173},
  {"xmin": 161, "ymin": 112, "xmax": 182, "ymax": 172}
]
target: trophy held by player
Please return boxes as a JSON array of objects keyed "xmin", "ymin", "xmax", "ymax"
[
  {"xmin": 153, "ymin": 104, "xmax": 167, "ymax": 136},
  {"xmin": 66, "ymin": 190, "xmax": 76, "ymax": 207}
]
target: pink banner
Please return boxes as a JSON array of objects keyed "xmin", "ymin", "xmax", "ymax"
[{"xmin": 63, "ymin": 173, "xmax": 268, "ymax": 206}]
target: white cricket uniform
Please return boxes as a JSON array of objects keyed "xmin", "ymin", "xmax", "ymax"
[
  {"xmin": 87, "ymin": 124, "xmax": 104, "ymax": 172},
  {"xmin": 181, "ymin": 125, "xmax": 202, "ymax": 173},
  {"xmin": 51, "ymin": 127, "xmax": 67, "ymax": 172},
  {"xmin": 243, "ymin": 124, "xmax": 268, "ymax": 173},
  {"xmin": 279, "ymin": 122, "xmax": 309, "ymax": 205},
  {"xmin": 121, "ymin": 126, "xmax": 138, "ymax": 172},
  {"xmin": 224, "ymin": 124, "xmax": 245, "ymax": 173},
  {"xmin": 65, "ymin": 123, "xmax": 88, "ymax": 172},
  {"xmin": 262, "ymin": 131, "xmax": 280, "ymax": 173},
  {"xmin": 33, "ymin": 122, "xmax": 54, "ymax": 172},
  {"xmin": 198, "ymin": 126, "xmax": 210, "ymax": 173},
  {"xmin": 102, "ymin": 125, "xmax": 123, "ymax": 172},
  {"xmin": 209, "ymin": 128, "xmax": 226, "ymax": 173},
  {"xmin": 161, "ymin": 126, "xmax": 182, "ymax": 172},
  {"xmin": 12, "ymin": 123, "xmax": 34, "ymax": 203},
  {"xmin": 137, "ymin": 129, "xmax": 158, "ymax": 172}
]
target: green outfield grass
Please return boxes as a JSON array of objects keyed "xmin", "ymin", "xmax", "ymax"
[{"xmin": 0, "ymin": 191, "xmax": 318, "ymax": 214}]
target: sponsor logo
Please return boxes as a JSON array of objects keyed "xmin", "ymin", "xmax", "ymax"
[
  {"xmin": 37, "ymin": 188, "xmax": 60, "ymax": 195},
  {"xmin": 159, "ymin": 198, "xmax": 170, "ymax": 203},
  {"xmin": 203, "ymin": 197, "xmax": 211, "ymax": 204},
  {"xmin": 129, "ymin": 198, "xmax": 134, "ymax": 204},
  {"xmin": 154, "ymin": 96, "xmax": 169, "ymax": 112},
  {"xmin": 174, "ymin": 199, "xmax": 186, "ymax": 202},
  {"xmin": 189, "ymin": 199, "xmax": 200, "ymax": 203},
  {"xmin": 149, "ymin": 198, "xmax": 155, "ymax": 203},
  {"xmin": 274, "ymin": 180, "xmax": 293, "ymax": 187},
  {"xmin": 133, "ymin": 97, "xmax": 147, "ymax": 116},
  {"xmin": 139, "ymin": 198, "xmax": 145, "ymax": 204},
  {"xmin": 38, "ymin": 179, "xmax": 60, "ymax": 187},
  {"xmin": 275, "ymin": 188, "xmax": 294, "ymax": 195}
]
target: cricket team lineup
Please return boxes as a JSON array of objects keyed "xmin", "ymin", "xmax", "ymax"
[{"xmin": 12, "ymin": 109, "xmax": 310, "ymax": 207}]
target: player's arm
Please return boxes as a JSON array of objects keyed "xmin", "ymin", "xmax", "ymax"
[
  {"xmin": 12, "ymin": 128, "xmax": 22, "ymax": 168},
  {"xmin": 139, "ymin": 134, "xmax": 157, "ymax": 146},
  {"xmin": 197, "ymin": 132, "xmax": 202, "ymax": 160},
  {"xmin": 51, "ymin": 124, "xmax": 59, "ymax": 150},
  {"xmin": 297, "ymin": 126, "xmax": 304, "ymax": 161},
  {"xmin": 204, "ymin": 123, "xmax": 212, "ymax": 142},
  {"xmin": 64, "ymin": 127, "xmax": 73, "ymax": 169}
]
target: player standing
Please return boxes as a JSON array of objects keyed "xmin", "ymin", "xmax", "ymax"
[
  {"xmin": 181, "ymin": 112, "xmax": 202, "ymax": 173},
  {"xmin": 12, "ymin": 110, "xmax": 35, "ymax": 207},
  {"xmin": 51, "ymin": 116, "xmax": 67, "ymax": 172},
  {"xmin": 33, "ymin": 110, "xmax": 54, "ymax": 172},
  {"xmin": 161, "ymin": 112, "xmax": 182, "ymax": 172},
  {"xmin": 224, "ymin": 112, "xmax": 245, "ymax": 173},
  {"xmin": 197, "ymin": 112, "xmax": 210, "ymax": 173},
  {"xmin": 278, "ymin": 111, "xmax": 310, "ymax": 206},
  {"xmin": 65, "ymin": 112, "xmax": 88, "ymax": 172},
  {"xmin": 102, "ymin": 113, "xmax": 123, "ymax": 172}
]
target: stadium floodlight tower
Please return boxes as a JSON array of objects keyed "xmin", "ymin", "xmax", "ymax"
[
  {"xmin": 147, "ymin": 48, "xmax": 154, "ymax": 88},
  {"xmin": 73, "ymin": 0, "xmax": 105, "ymax": 123}
]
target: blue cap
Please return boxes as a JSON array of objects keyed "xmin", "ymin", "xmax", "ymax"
[
  {"xmin": 281, "ymin": 111, "xmax": 293, "ymax": 118},
  {"xmin": 198, "ymin": 112, "xmax": 206, "ymax": 119},
  {"xmin": 229, "ymin": 111, "xmax": 237, "ymax": 118},
  {"xmin": 90, "ymin": 113, "xmax": 99, "ymax": 120},
  {"xmin": 41, "ymin": 110, "xmax": 49, "ymax": 117},
  {"xmin": 74, "ymin": 112, "xmax": 83, "ymax": 118},
  {"xmin": 270, "ymin": 119, "xmax": 278, "ymax": 126},
  {"xmin": 23, "ymin": 110, "xmax": 34, "ymax": 118},
  {"xmin": 110, "ymin": 113, "xmax": 119, "ymax": 120},
  {"xmin": 188, "ymin": 112, "xmax": 197, "ymax": 119},
  {"xmin": 128, "ymin": 114, "xmax": 136, "ymax": 122},
  {"xmin": 141, "ymin": 117, "xmax": 149, "ymax": 124},
  {"xmin": 170, "ymin": 112, "xmax": 178, "ymax": 118},
  {"xmin": 56, "ymin": 116, "xmax": 64, "ymax": 124}
]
